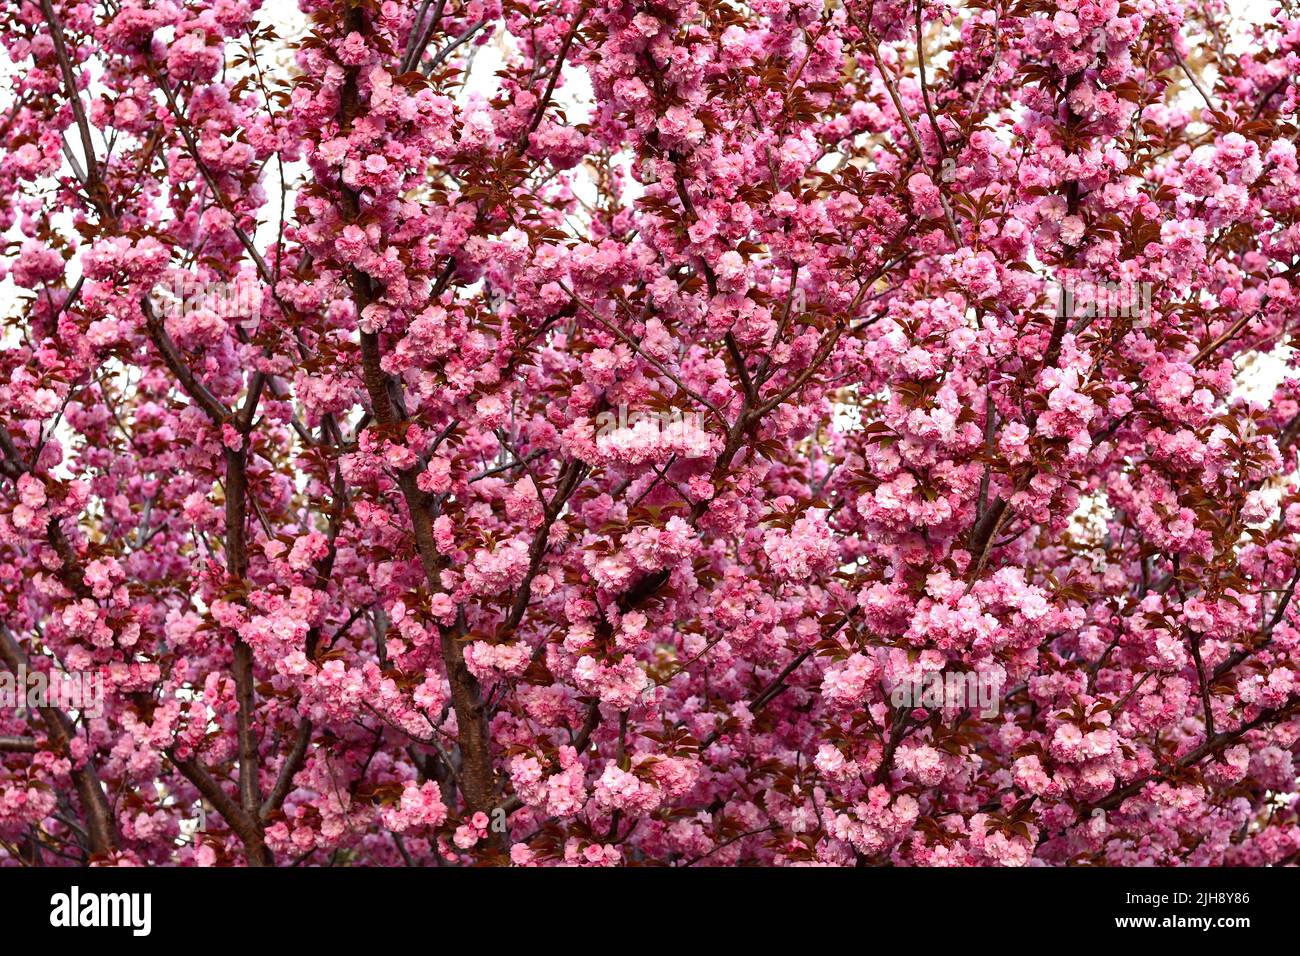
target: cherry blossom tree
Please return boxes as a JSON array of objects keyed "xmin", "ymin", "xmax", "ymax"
[{"xmin": 2, "ymin": 0, "xmax": 1300, "ymax": 867}]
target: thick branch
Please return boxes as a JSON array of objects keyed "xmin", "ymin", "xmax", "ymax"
[
  {"xmin": 167, "ymin": 747, "xmax": 272, "ymax": 866},
  {"xmin": 0, "ymin": 626, "xmax": 119, "ymax": 856}
]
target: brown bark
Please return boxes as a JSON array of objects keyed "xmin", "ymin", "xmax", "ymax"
[
  {"xmin": 337, "ymin": 6, "xmax": 500, "ymax": 821},
  {"xmin": 0, "ymin": 626, "xmax": 119, "ymax": 856}
]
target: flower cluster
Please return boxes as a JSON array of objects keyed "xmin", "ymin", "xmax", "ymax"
[{"xmin": 1, "ymin": 0, "xmax": 1300, "ymax": 869}]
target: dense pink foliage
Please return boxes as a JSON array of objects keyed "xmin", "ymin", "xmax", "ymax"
[{"xmin": 3, "ymin": 0, "xmax": 1300, "ymax": 867}]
